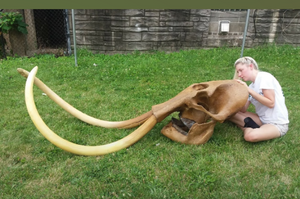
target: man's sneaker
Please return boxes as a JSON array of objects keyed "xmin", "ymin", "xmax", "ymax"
[{"xmin": 244, "ymin": 117, "xmax": 260, "ymax": 129}]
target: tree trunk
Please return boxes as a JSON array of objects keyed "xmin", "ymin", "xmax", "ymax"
[{"xmin": 9, "ymin": 29, "xmax": 26, "ymax": 56}]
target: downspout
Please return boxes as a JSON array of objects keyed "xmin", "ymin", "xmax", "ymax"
[
  {"xmin": 72, "ymin": 9, "xmax": 77, "ymax": 66},
  {"xmin": 268, "ymin": 10, "xmax": 280, "ymax": 43},
  {"xmin": 64, "ymin": 9, "xmax": 72, "ymax": 56},
  {"xmin": 240, "ymin": 9, "xmax": 251, "ymax": 57}
]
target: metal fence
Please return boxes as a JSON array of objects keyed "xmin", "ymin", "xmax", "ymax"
[
  {"xmin": 0, "ymin": 9, "xmax": 249, "ymax": 60},
  {"xmin": 211, "ymin": 9, "xmax": 247, "ymax": 12},
  {"xmin": 0, "ymin": 9, "xmax": 71, "ymax": 59},
  {"xmin": 2, "ymin": 9, "xmax": 300, "ymax": 61},
  {"xmin": 34, "ymin": 10, "xmax": 67, "ymax": 49}
]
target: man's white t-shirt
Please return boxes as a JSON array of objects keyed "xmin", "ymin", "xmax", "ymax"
[{"xmin": 248, "ymin": 71, "xmax": 289, "ymax": 124}]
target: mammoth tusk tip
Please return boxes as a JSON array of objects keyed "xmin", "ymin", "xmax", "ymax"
[
  {"xmin": 17, "ymin": 68, "xmax": 27, "ymax": 77},
  {"xmin": 17, "ymin": 68, "xmax": 23, "ymax": 72},
  {"xmin": 31, "ymin": 66, "xmax": 39, "ymax": 71},
  {"xmin": 18, "ymin": 67, "xmax": 39, "ymax": 78},
  {"xmin": 17, "ymin": 67, "xmax": 38, "ymax": 72}
]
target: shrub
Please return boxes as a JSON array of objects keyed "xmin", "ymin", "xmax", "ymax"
[{"xmin": 0, "ymin": 12, "xmax": 28, "ymax": 34}]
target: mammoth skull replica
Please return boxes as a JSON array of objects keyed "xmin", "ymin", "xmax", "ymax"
[{"xmin": 18, "ymin": 67, "xmax": 248, "ymax": 156}]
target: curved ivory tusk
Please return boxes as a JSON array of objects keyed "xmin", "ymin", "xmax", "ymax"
[
  {"xmin": 18, "ymin": 68, "xmax": 152, "ymax": 129},
  {"xmin": 24, "ymin": 66, "xmax": 157, "ymax": 156}
]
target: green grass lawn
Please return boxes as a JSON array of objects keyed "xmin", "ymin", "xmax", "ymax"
[{"xmin": 1, "ymin": 44, "xmax": 300, "ymax": 198}]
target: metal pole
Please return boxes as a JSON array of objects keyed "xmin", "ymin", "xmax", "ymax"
[
  {"xmin": 72, "ymin": 9, "xmax": 77, "ymax": 66},
  {"xmin": 240, "ymin": 9, "xmax": 251, "ymax": 58}
]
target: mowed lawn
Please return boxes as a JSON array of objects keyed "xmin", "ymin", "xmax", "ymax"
[{"xmin": 1, "ymin": 44, "xmax": 300, "ymax": 198}]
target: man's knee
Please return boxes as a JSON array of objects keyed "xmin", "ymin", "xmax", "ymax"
[
  {"xmin": 243, "ymin": 129, "xmax": 259, "ymax": 142},
  {"xmin": 244, "ymin": 133, "xmax": 259, "ymax": 142}
]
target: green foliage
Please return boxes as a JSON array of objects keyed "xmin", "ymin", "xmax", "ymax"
[
  {"xmin": 0, "ymin": 12, "xmax": 28, "ymax": 34},
  {"xmin": 1, "ymin": 44, "xmax": 300, "ymax": 198}
]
